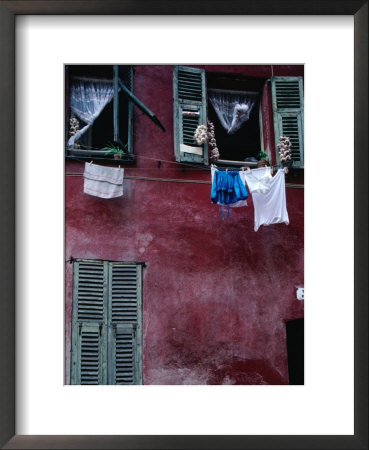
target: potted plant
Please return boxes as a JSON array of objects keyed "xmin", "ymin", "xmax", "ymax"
[
  {"xmin": 256, "ymin": 150, "xmax": 269, "ymax": 168},
  {"xmin": 103, "ymin": 142, "xmax": 127, "ymax": 160}
]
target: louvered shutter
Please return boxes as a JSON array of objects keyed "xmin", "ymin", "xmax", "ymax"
[
  {"xmin": 112, "ymin": 324, "xmax": 137, "ymax": 384},
  {"xmin": 271, "ymin": 76, "xmax": 304, "ymax": 166},
  {"xmin": 173, "ymin": 66, "xmax": 207, "ymax": 164},
  {"xmin": 108, "ymin": 263, "xmax": 142, "ymax": 385},
  {"xmin": 71, "ymin": 260, "xmax": 108, "ymax": 384},
  {"xmin": 78, "ymin": 323, "xmax": 102, "ymax": 384}
]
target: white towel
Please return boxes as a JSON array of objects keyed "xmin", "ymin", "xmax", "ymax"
[{"xmin": 83, "ymin": 163, "xmax": 124, "ymax": 199}]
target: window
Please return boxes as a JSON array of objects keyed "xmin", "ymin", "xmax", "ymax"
[
  {"xmin": 207, "ymin": 72, "xmax": 265, "ymax": 164},
  {"xmin": 66, "ymin": 65, "xmax": 165, "ymax": 163},
  {"xmin": 71, "ymin": 259, "xmax": 143, "ymax": 385},
  {"xmin": 173, "ymin": 66, "xmax": 304, "ymax": 167}
]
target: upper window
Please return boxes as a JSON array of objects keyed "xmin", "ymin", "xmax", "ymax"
[
  {"xmin": 66, "ymin": 65, "xmax": 165, "ymax": 163},
  {"xmin": 173, "ymin": 66, "xmax": 304, "ymax": 167}
]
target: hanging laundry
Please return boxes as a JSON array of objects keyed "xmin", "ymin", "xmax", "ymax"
[
  {"xmin": 244, "ymin": 166, "xmax": 273, "ymax": 194},
  {"xmin": 211, "ymin": 169, "xmax": 248, "ymax": 219},
  {"xmin": 83, "ymin": 163, "xmax": 124, "ymax": 199},
  {"xmin": 252, "ymin": 169, "xmax": 289, "ymax": 231},
  {"xmin": 211, "ymin": 167, "xmax": 248, "ymax": 208}
]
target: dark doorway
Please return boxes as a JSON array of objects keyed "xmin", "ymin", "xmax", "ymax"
[{"xmin": 286, "ymin": 318, "xmax": 304, "ymax": 385}]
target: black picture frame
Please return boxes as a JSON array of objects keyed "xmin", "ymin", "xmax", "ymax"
[{"xmin": 0, "ymin": 1, "xmax": 367, "ymax": 449}]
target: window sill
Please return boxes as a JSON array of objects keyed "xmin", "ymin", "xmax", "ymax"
[
  {"xmin": 290, "ymin": 164, "xmax": 304, "ymax": 170},
  {"xmin": 216, "ymin": 159, "xmax": 258, "ymax": 168},
  {"xmin": 216, "ymin": 160, "xmax": 304, "ymax": 171},
  {"xmin": 66, "ymin": 149, "xmax": 135, "ymax": 164}
]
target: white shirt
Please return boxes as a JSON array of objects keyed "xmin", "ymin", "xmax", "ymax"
[
  {"xmin": 252, "ymin": 169, "xmax": 289, "ymax": 232},
  {"xmin": 244, "ymin": 166, "xmax": 273, "ymax": 194}
]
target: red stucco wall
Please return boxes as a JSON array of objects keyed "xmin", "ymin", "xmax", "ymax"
[{"xmin": 65, "ymin": 65, "xmax": 304, "ymax": 385}]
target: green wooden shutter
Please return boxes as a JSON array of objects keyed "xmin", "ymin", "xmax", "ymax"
[
  {"xmin": 173, "ymin": 66, "xmax": 207, "ymax": 164},
  {"xmin": 78, "ymin": 323, "xmax": 103, "ymax": 385},
  {"xmin": 271, "ymin": 76, "xmax": 304, "ymax": 165},
  {"xmin": 71, "ymin": 259, "xmax": 142, "ymax": 385},
  {"xmin": 71, "ymin": 260, "xmax": 108, "ymax": 385},
  {"xmin": 112, "ymin": 324, "xmax": 138, "ymax": 384},
  {"xmin": 108, "ymin": 263, "xmax": 142, "ymax": 385}
]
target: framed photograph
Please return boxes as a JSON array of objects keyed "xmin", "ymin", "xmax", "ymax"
[{"xmin": 1, "ymin": 1, "xmax": 367, "ymax": 449}]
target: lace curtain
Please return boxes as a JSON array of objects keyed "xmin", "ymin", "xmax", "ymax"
[
  {"xmin": 67, "ymin": 80, "xmax": 116, "ymax": 147},
  {"xmin": 209, "ymin": 90, "xmax": 258, "ymax": 135}
]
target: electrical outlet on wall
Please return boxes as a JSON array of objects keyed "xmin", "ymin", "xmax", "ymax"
[{"xmin": 296, "ymin": 287, "xmax": 304, "ymax": 300}]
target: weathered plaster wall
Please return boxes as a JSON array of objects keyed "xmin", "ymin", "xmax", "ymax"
[{"xmin": 65, "ymin": 65, "xmax": 304, "ymax": 385}]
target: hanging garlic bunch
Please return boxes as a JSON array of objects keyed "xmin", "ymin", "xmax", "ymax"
[
  {"xmin": 193, "ymin": 124, "xmax": 208, "ymax": 145},
  {"xmin": 69, "ymin": 113, "xmax": 81, "ymax": 149},
  {"xmin": 207, "ymin": 120, "xmax": 220, "ymax": 162},
  {"xmin": 193, "ymin": 122, "xmax": 220, "ymax": 162},
  {"xmin": 277, "ymin": 136, "xmax": 292, "ymax": 163}
]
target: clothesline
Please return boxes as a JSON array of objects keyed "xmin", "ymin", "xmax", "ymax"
[
  {"xmin": 66, "ymin": 172, "xmax": 211, "ymax": 185},
  {"xmin": 65, "ymin": 172, "xmax": 303, "ymax": 188},
  {"xmin": 77, "ymin": 162, "xmax": 293, "ymax": 231}
]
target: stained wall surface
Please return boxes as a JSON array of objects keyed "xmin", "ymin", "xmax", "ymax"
[{"xmin": 65, "ymin": 65, "xmax": 304, "ymax": 385}]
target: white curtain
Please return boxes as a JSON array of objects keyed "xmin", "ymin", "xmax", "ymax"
[
  {"xmin": 209, "ymin": 90, "xmax": 258, "ymax": 135},
  {"xmin": 67, "ymin": 80, "xmax": 115, "ymax": 147}
]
